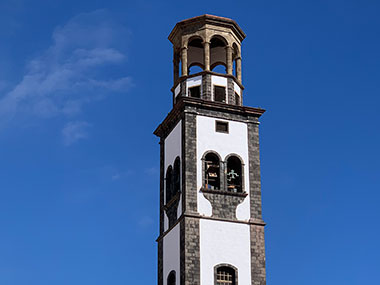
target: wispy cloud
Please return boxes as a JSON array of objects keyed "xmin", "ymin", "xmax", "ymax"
[
  {"xmin": 138, "ymin": 216, "xmax": 154, "ymax": 228},
  {"xmin": 0, "ymin": 9, "xmax": 132, "ymax": 132},
  {"xmin": 62, "ymin": 121, "xmax": 91, "ymax": 146},
  {"xmin": 144, "ymin": 167, "xmax": 159, "ymax": 176}
]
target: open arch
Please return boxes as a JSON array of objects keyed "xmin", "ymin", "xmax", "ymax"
[
  {"xmin": 203, "ymin": 151, "xmax": 222, "ymax": 190},
  {"xmin": 210, "ymin": 35, "xmax": 228, "ymax": 74},
  {"xmin": 187, "ymin": 36, "xmax": 205, "ymax": 74},
  {"xmin": 167, "ymin": 270, "xmax": 176, "ymax": 285},
  {"xmin": 173, "ymin": 156, "xmax": 181, "ymax": 196},
  {"xmin": 189, "ymin": 62, "xmax": 204, "ymax": 75},
  {"xmin": 225, "ymin": 154, "xmax": 243, "ymax": 193},
  {"xmin": 232, "ymin": 43, "xmax": 240, "ymax": 77},
  {"xmin": 165, "ymin": 165, "xmax": 173, "ymax": 203},
  {"xmin": 211, "ymin": 61, "xmax": 227, "ymax": 73}
]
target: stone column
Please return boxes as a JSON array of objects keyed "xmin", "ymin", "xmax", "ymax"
[
  {"xmin": 226, "ymin": 46, "xmax": 233, "ymax": 75},
  {"xmin": 236, "ymin": 56, "xmax": 242, "ymax": 82},
  {"xmin": 202, "ymin": 73, "xmax": 212, "ymax": 100},
  {"xmin": 227, "ymin": 78, "xmax": 235, "ymax": 105},
  {"xmin": 204, "ymin": 41, "xmax": 210, "ymax": 71},
  {"xmin": 173, "ymin": 50, "xmax": 179, "ymax": 83},
  {"xmin": 181, "ymin": 47, "xmax": 188, "ymax": 76}
]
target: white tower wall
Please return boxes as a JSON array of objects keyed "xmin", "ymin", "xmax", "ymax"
[{"xmin": 196, "ymin": 115, "xmax": 251, "ymax": 221}]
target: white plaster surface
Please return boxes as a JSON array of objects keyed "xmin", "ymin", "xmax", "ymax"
[
  {"xmin": 200, "ymin": 219, "xmax": 252, "ymax": 284},
  {"xmin": 163, "ymin": 223, "xmax": 180, "ymax": 285},
  {"xmin": 174, "ymin": 84, "xmax": 180, "ymax": 97},
  {"xmin": 177, "ymin": 196, "xmax": 182, "ymax": 218},
  {"xmin": 196, "ymin": 115, "xmax": 250, "ymax": 221},
  {"xmin": 164, "ymin": 214, "xmax": 168, "ymax": 232},
  {"xmin": 234, "ymin": 81, "xmax": 241, "ymax": 95},
  {"xmin": 164, "ymin": 120, "xmax": 182, "ymax": 231},
  {"xmin": 211, "ymin": 75, "xmax": 227, "ymax": 87}
]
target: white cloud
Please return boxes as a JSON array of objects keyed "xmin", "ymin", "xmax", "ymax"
[
  {"xmin": 62, "ymin": 121, "xmax": 91, "ymax": 146},
  {"xmin": 0, "ymin": 9, "xmax": 132, "ymax": 128},
  {"xmin": 111, "ymin": 173, "xmax": 121, "ymax": 181},
  {"xmin": 138, "ymin": 216, "xmax": 154, "ymax": 228},
  {"xmin": 144, "ymin": 167, "xmax": 159, "ymax": 176}
]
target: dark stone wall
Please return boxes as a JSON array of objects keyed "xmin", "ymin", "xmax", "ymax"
[
  {"xmin": 202, "ymin": 73, "xmax": 212, "ymax": 101},
  {"xmin": 180, "ymin": 80, "xmax": 187, "ymax": 97},
  {"xmin": 250, "ymin": 225, "xmax": 266, "ymax": 285},
  {"xmin": 247, "ymin": 119, "xmax": 263, "ymax": 221},
  {"xmin": 180, "ymin": 217, "xmax": 200, "ymax": 285},
  {"xmin": 158, "ymin": 239, "xmax": 163, "ymax": 285},
  {"xmin": 182, "ymin": 109, "xmax": 198, "ymax": 214},
  {"xmin": 159, "ymin": 139, "xmax": 165, "ymax": 235},
  {"xmin": 247, "ymin": 118, "xmax": 266, "ymax": 284},
  {"xmin": 158, "ymin": 138, "xmax": 165, "ymax": 285},
  {"xmin": 227, "ymin": 77, "xmax": 235, "ymax": 105},
  {"xmin": 203, "ymin": 191, "xmax": 246, "ymax": 220}
]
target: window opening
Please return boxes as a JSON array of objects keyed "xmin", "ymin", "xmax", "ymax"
[
  {"xmin": 204, "ymin": 153, "xmax": 220, "ymax": 190},
  {"xmin": 167, "ymin": 271, "xmax": 176, "ymax": 285},
  {"xmin": 227, "ymin": 156, "xmax": 242, "ymax": 193},
  {"xmin": 235, "ymin": 92, "xmax": 240, "ymax": 106},
  {"xmin": 173, "ymin": 157, "xmax": 181, "ymax": 196},
  {"xmin": 189, "ymin": 86, "xmax": 201, "ymax": 98},
  {"xmin": 215, "ymin": 121, "xmax": 229, "ymax": 133},
  {"xmin": 216, "ymin": 266, "xmax": 235, "ymax": 285},
  {"xmin": 214, "ymin": 86, "xmax": 226, "ymax": 103},
  {"xmin": 165, "ymin": 166, "xmax": 173, "ymax": 203}
]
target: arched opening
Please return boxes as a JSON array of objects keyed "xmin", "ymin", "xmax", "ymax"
[
  {"xmin": 189, "ymin": 63, "xmax": 204, "ymax": 75},
  {"xmin": 187, "ymin": 37, "xmax": 204, "ymax": 74},
  {"xmin": 165, "ymin": 166, "xmax": 173, "ymax": 203},
  {"xmin": 173, "ymin": 157, "xmax": 181, "ymax": 196},
  {"xmin": 226, "ymin": 156, "xmax": 242, "ymax": 193},
  {"xmin": 232, "ymin": 43, "xmax": 239, "ymax": 78},
  {"xmin": 204, "ymin": 152, "xmax": 220, "ymax": 190},
  {"xmin": 210, "ymin": 36, "xmax": 227, "ymax": 74},
  {"xmin": 211, "ymin": 62, "xmax": 227, "ymax": 74},
  {"xmin": 215, "ymin": 265, "xmax": 237, "ymax": 285},
  {"xmin": 167, "ymin": 270, "xmax": 176, "ymax": 285}
]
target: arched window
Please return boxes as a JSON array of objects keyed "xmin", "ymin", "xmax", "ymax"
[
  {"xmin": 204, "ymin": 152, "xmax": 220, "ymax": 190},
  {"xmin": 167, "ymin": 270, "xmax": 176, "ymax": 285},
  {"xmin": 173, "ymin": 157, "xmax": 181, "ymax": 196},
  {"xmin": 226, "ymin": 156, "xmax": 242, "ymax": 193},
  {"xmin": 165, "ymin": 166, "xmax": 173, "ymax": 203},
  {"xmin": 232, "ymin": 43, "xmax": 239, "ymax": 77},
  {"xmin": 189, "ymin": 64, "xmax": 204, "ymax": 75},
  {"xmin": 216, "ymin": 266, "xmax": 237, "ymax": 285},
  {"xmin": 210, "ymin": 36, "xmax": 227, "ymax": 74},
  {"xmin": 211, "ymin": 63, "xmax": 227, "ymax": 73},
  {"xmin": 187, "ymin": 37, "xmax": 204, "ymax": 75}
]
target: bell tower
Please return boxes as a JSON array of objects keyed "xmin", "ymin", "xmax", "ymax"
[{"xmin": 154, "ymin": 15, "xmax": 266, "ymax": 285}]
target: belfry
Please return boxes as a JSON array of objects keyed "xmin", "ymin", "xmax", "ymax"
[{"xmin": 154, "ymin": 15, "xmax": 266, "ymax": 285}]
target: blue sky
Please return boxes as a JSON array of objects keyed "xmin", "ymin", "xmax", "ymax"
[{"xmin": 0, "ymin": 0, "xmax": 379, "ymax": 284}]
